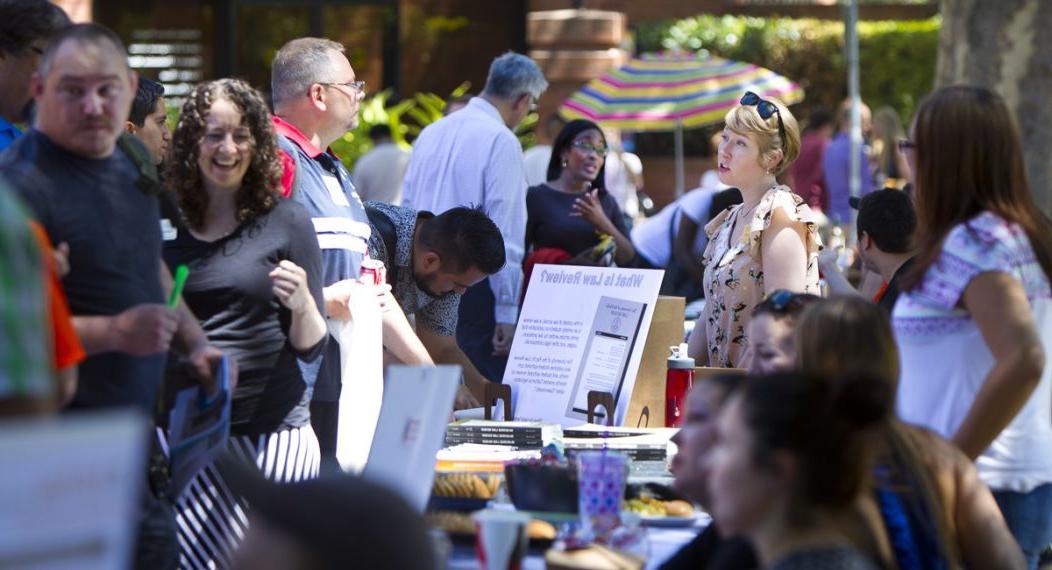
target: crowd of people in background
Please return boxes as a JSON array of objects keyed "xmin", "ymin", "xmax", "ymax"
[{"xmin": 2, "ymin": 1, "xmax": 1052, "ymax": 569}]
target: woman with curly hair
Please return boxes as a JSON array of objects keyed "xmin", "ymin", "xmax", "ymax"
[{"xmin": 162, "ymin": 78, "xmax": 328, "ymax": 570}]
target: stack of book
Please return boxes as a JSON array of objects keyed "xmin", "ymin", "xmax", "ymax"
[
  {"xmin": 443, "ymin": 420, "xmax": 562, "ymax": 450},
  {"xmin": 563, "ymin": 425, "xmax": 678, "ymax": 480}
]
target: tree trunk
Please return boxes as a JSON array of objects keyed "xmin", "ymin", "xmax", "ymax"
[{"xmin": 936, "ymin": 0, "xmax": 1052, "ymax": 211}]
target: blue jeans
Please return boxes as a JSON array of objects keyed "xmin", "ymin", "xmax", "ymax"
[
  {"xmin": 993, "ymin": 482, "xmax": 1052, "ymax": 570},
  {"xmin": 134, "ymin": 490, "xmax": 177, "ymax": 570}
]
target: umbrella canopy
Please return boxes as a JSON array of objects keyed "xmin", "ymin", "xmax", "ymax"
[
  {"xmin": 559, "ymin": 52, "xmax": 805, "ymax": 132},
  {"xmin": 558, "ymin": 52, "xmax": 804, "ymax": 198}
]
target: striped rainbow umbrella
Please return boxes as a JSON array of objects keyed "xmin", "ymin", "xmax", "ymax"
[{"xmin": 558, "ymin": 52, "xmax": 804, "ymax": 196}]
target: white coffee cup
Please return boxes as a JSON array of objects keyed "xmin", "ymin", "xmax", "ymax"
[{"xmin": 472, "ymin": 509, "xmax": 530, "ymax": 570}]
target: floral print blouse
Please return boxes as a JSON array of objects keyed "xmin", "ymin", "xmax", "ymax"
[{"xmin": 700, "ymin": 186, "xmax": 822, "ymax": 368}]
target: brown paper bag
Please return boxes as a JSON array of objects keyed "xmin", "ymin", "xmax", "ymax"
[{"xmin": 621, "ymin": 296, "xmax": 685, "ymax": 428}]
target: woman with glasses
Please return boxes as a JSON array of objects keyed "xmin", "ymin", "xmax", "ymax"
[
  {"xmin": 163, "ymin": 79, "xmax": 328, "ymax": 569},
  {"xmin": 893, "ymin": 86, "xmax": 1052, "ymax": 568},
  {"xmin": 524, "ymin": 119, "xmax": 636, "ymax": 270},
  {"xmin": 687, "ymin": 92, "xmax": 821, "ymax": 368}
]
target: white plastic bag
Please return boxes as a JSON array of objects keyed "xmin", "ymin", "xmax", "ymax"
[{"xmin": 333, "ymin": 290, "xmax": 385, "ymax": 473}]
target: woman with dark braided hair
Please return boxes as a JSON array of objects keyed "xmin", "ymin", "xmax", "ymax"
[
  {"xmin": 162, "ymin": 78, "xmax": 327, "ymax": 569},
  {"xmin": 707, "ymin": 370, "xmax": 889, "ymax": 570}
]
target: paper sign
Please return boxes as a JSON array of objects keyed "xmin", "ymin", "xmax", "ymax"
[
  {"xmin": 0, "ymin": 411, "xmax": 147, "ymax": 570},
  {"xmin": 505, "ymin": 265, "xmax": 664, "ymax": 426}
]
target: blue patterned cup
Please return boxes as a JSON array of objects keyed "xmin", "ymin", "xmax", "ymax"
[{"xmin": 576, "ymin": 451, "xmax": 628, "ymax": 537}]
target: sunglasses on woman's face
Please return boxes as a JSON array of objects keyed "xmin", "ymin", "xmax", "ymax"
[{"xmin": 740, "ymin": 91, "xmax": 787, "ymax": 150}]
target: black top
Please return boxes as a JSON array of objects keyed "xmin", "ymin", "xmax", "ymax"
[
  {"xmin": 0, "ymin": 130, "xmax": 166, "ymax": 413},
  {"xmin": 526, "ymin": 184, "xmax": 629, "ymax": 256},
  {"xmin": 768, "ymin": 546, "xmax": 879, "ymax": 570},
  {"xmin": 658, "ymin": 523, "xmax": 758, "ymax": 570},
  {"xmin": 163, "ymin": 199, "xmax": 326, "ymax": 436},
  {"xmin": 877, "ymin": 256, "xmax": 915, "ymax": 315}
]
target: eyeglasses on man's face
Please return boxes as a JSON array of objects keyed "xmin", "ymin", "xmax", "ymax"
[
  {"xmin": 896, "ymin": 138, "xmax": 916, "ymax": 153},
  {"xmin": 320, "ymin": 80, "xmax": 366, "ymax": 95}
]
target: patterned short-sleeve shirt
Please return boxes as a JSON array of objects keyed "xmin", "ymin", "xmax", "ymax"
[
  {"xmin": 365, "ymin": 201, "xmax": 461, "ymax": 336},
  {"xmin": 700, "ymin": 186, "xmax": 822, "ymax": 368}
]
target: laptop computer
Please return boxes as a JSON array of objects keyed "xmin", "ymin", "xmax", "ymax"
[{"xmin": 362, "ymin": 364, "xmax": 461, "ymax": 511}]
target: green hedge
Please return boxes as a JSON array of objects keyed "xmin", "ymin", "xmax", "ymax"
[{"xmin": 632, "ymin": 15, "xmax": 939, "ymax": 156}]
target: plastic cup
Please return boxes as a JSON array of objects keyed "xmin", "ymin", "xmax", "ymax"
[
  {"xmin": 576, "ymin": 450, "xmax": 628, "ymax": 537},
  {"xmin": 472, "ymin": 509, "xmax": 529, "ymax": 570}
]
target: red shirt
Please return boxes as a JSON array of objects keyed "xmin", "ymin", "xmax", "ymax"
[{"xmin": 789, "ymin": 131, "xmax": 830, "ymax": 212}]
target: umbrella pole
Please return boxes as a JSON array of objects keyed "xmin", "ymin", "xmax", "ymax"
[
  {"xmin": 846, "ymin": 0, "xmax": 861, "ymax": 244},
  {"xmin": 674, "ymin": 121, "xmax": 685, "ymax": 199}
]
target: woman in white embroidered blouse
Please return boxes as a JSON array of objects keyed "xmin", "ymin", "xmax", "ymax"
[
  {"xmin": 893, "ymin": 85, "xmax": 1052, "ymax": 569},
  {"xmin": 686, "ymin": 93, "xmax": 821, "ymax": 368}
]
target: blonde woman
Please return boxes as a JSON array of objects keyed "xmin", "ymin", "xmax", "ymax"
[
  {"xmin": 687, "ymin": 92, "xmax": 821, "ymax": 368},
  {"xmin": 869, "ymin": 106, "xmax": 910, "ymax": 188}
]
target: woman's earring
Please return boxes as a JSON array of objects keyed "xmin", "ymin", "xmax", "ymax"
[{"xmin": 562, "ymin": 160, "xmax": 568, "ymax": 167}]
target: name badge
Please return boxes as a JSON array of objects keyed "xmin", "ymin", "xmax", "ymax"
[
  {"xmin": 323, "ymin": 175, "xmax": 351, "ymax": 208},
  {"xmin": 160, "ymin": 218, "xmax": 178, "ymax": 241}
]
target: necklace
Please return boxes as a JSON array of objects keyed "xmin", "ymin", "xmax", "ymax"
[
  {"xmin": 729, "ymin": 182, "xmax": 780, "ymax": 243},
  {"xmin": 728, "ymin": 200, "xmax": 761, "ymax": 245}
]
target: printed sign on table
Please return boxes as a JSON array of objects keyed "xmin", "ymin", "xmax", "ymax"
[
  {"xmin": 0, "ymin": 411, "xmax": 147, "ymax": 570},
  {"xmin": 504, "ymin": 265, "xmax": 663, "ymax": 426}
]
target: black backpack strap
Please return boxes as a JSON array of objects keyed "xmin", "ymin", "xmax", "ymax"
[
  {"xmin": 117, "ymin": 132, "xmax": 162, "ymax": 195},
  {"xmin": 365, "ymin": 204, "xmax": 400, "ymax": 286}
]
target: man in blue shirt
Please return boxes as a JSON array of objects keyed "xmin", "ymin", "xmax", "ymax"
[
  {"xmin": 1, "ymin": 23, "xmax": 230, "ymax": 569},
  {"xmin": 822, "ymin": 100, "xmax": 872, "ymax": 224},
  {"xmin": 271, "ymin": 37, "xmax": 374, "ymax": 461},
  {"xmin": 0, "ymin": 0, "xmax": 69, "ymax": 152}
]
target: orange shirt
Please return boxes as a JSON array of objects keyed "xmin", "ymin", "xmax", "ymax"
[{"xmin": 29, "ymin": 222, "xmax": 85, "ymax": 370}]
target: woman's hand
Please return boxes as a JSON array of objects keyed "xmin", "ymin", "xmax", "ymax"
[
  {"xmin": 270, "ymin": 260, "xmax": 314, "ymax": 313},
  {"xmin": 271, "ymin": 259, "xmax": 327, "ymax": 354},
  {"xmin": 570, "ymin": 189, "xmax": 613, "ymax": 233}
]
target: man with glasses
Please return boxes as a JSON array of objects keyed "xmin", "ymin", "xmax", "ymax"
[
  {"xmin": 0, "ymin": 0, "xmax": 70, "ymax": 152},
  {"xmin": 402, "ymin": 52, "xmax": 548, "ymax": 387},
  {"xmin": 271, "ymin": 37, "xmax": 379, "ymax": 462}
]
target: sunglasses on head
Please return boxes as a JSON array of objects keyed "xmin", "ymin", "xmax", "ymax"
[
  {"xmin": 757, "ymin": 289, "xmax": 820, "ymax": 317},
  {"xmin": 740, "ymin": 91, "xmax": 787, "ymax": 149}
]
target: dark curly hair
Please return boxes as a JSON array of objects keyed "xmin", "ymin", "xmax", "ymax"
[{"xmin": 167, "ymin": 78, "xmax": 282, "ymax": 231}]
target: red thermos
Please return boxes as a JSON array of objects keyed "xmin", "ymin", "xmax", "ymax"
[{"xmin": 665, "ymin": 343, "xmax": 695, "ymax": 428}]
